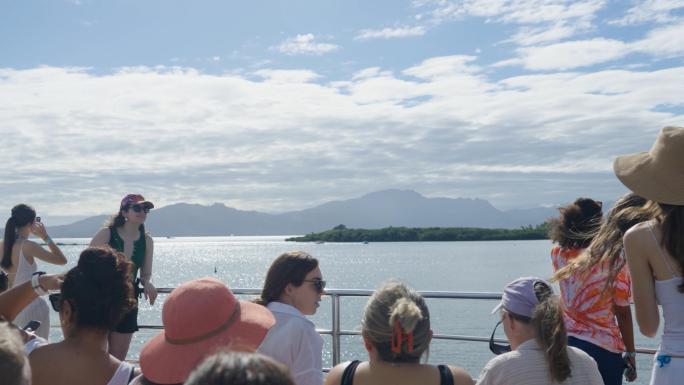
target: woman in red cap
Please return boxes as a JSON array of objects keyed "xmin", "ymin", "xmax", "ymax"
[{"xmin": 90, "ymin": 194, "xmax": 158, "ymax": 360}]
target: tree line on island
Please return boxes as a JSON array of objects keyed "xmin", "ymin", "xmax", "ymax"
[{"xmin": 286, "ymin": 222, "xmax": 550, "ymax": 242}]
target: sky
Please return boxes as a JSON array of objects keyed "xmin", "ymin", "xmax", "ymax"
[{"xmin": 1, "ymin": 0, "xmax": 683, "ymax": 221}]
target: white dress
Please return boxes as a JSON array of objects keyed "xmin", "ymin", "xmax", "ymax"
[
  {"xmin": 11, "ymin": 241, "xmax": 51, "ymax": 340},
  {"xmin": 648, "ymin": 224, "xmax": 684, "ymax": 385}
]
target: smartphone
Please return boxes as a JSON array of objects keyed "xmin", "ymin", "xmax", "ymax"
[
  {"xmin": 23, "ymin": 320, "xmax": 41, "ymax": 332},
  {"xmin": 35, "ymin": 216, "xmax": 41, "ymax": 222}
]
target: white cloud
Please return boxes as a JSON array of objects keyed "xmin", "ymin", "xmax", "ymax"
[
  {"xmin": 609, "ymin": 0, "xmax": 684, "ymax": 26},
  {"xmin": 498, "ymin": 21, "xmax": 684, "ymax": 70},
  {"xmin": 355, "ymin": 26, "xmax": 426, "ymax": 40},
  {"xmin": 272, "ymin": 34, "xmax": 339, "ymax": 56},
  {"xmin": 514, "ymin": 38, "xmax": 631, "ymax": 70},
  {"xmin": 403, "ymin": 55, "xmax": 481, "ymax": 78},
  {"xmin": 414, "ymin": 0, "xmax": 606, "ymax": 44},
  {"xmin": 1, "ymin": 61, "xmax": 682, "ymax": 215},
  {"xmin": 632, "ymin": 20, "xmax": 684, "ymax": 57},
  {"xmin": 253, "ymin": 69, "xmax": 321, "ymax": 83}
]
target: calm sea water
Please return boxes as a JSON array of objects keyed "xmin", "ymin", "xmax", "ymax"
[{"xmin": 40, "ymin": 237, "xmax": 659, "ymax": 384}]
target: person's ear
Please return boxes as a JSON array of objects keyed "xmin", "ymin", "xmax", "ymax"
[
  {"xmin": 61, "ymin": 300, "xmax": 75, "ymax": 325},
  {"xmin": 362, "ymin": 334, "xmax": 375, "ymax": 354}
]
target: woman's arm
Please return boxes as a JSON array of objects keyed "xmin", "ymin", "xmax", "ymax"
[
  {"xmin": 89, "ymin": 227, "xmax": 110, "ymax": 246},
  {"xmin": 614, "ymin": 305, "xmax": 637, "ymax": 381},
  {"xmin": 0, "ymin": 274, "xmax": 62, "ymax": 321},
  {"xmin": 624, "ymin": 228, "xmax": 660, "ymax": 337},
  {"xmin": 141, "ymin": 235, "xmax": 157, "ymax": 305},
  {"xmin": 25, "ymin": 222, "xmax": 66, "ymax": 265}
]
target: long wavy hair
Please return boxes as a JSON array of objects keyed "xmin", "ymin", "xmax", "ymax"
[{"xmin": 553, "ymin": 194, "xmax": 660, "ymax": 293}]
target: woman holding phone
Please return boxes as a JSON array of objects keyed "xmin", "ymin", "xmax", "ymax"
[
  {"xmin": 1, "ymin": 204, "xmax": 67, "ymax": 339},
  {"xmin": 90, "ymin": 194, "xmax": 158, "ymax": 360}
]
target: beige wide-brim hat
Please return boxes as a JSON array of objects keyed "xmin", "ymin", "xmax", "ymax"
[{"xmin": 613, "ymin": 126, "xmax": 684, "ymax": 205}]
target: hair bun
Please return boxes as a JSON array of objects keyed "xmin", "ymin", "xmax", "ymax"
[{"xmin": 389, "ymin": 297, "xmax": 423, "ymax": 333}]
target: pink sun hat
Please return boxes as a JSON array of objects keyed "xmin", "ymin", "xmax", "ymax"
[{"xmin": 139, "ymin": 277, "xmax": 275, "ymax": 384}]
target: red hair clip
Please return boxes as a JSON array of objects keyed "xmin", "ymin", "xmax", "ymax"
[{"xmin": 391, "ymin": 320, "xmax": 414, "ymax": 353}]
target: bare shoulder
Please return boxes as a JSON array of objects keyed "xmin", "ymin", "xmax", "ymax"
[
  {"xmin": 625, "ymin": 221, "xmax": 654, "ymax": 239},
  {"xmin": 90, "ymin": 227, "xmax": 111, "ymax": 246},
  {"xmin": 29, "ymin": 342, "xmax": 61, "ymax": 366},
  {"xmin": 447, "ymin": 365, "xmax": 475, "ymax": 385},
  {"xmin": 324, "ymin": 361, "xmax": 354, "ymax": 385}
]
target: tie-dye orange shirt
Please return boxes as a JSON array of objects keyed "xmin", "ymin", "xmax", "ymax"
[{"xmin": 551, "ymin": 246, "xmax": 631, "ymax": 353}]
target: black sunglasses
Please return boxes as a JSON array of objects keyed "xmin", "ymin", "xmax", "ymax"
[
  {"xmin": 489, "ymin": 319, "xmax": 512, "ymax": 355},
  {"xmin": 49, "ymin": 293, "xmax": 63, "ymax": 312},
  {"xmin": 303, "ymin": 279, "xmax": 326, "ymax": 294},
  {"xmin": 130, "ymin": 204, "xmax": 151, "ymax": 214}
]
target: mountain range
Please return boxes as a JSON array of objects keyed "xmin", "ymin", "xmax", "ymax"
[{"xmin": 41, "ymin": 189, "xmax": 559, "ymax": 237}]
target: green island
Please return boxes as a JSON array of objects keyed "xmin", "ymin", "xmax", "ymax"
[{"xmin": 286, "ymin": 223, "xmax": 550, "ymax": 242}]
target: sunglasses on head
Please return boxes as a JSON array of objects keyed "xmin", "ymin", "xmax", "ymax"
[
  {"xmin": 49, "ymin": 293, "xmax": 63, "ymax": 312},
  {"xmin": 130, "ymin": 204, "xmax": 151, "ymax": 214},
  {"xmin": 489, "ymin": 319, "xmax": 512, "ymax": 355},
  {"xmin": 303, "ymin": 279, "xmax": 326, "ymax": 293}
]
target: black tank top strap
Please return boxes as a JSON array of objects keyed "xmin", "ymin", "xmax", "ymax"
[
  {"xmin": 340, "ymin": 360, "xmax": 362, "ymax": 385},
  {"xmin": 437, "ymin": 364, "xmax": 455, "ymax": 385}
]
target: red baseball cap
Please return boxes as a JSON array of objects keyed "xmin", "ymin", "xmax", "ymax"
[{"xmin": 120, "ymin": 194, "xmax": 154, "ymax": 210}]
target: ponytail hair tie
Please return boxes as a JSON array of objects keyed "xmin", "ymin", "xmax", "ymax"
[{"xmin": 390, "ymin": 319, "xmax": 414, "ymax": 353}]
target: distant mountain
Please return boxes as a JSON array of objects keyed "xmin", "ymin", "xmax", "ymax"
[{"xmin": 44, "ymin": 189, "xmax": 560, "ymax": 237}]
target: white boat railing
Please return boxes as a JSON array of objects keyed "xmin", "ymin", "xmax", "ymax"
[{"xmin": 141, "ymin": 287, "xmax": 656, "ymax": 366}]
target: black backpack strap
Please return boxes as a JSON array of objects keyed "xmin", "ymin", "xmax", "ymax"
[
  {"xmin": 438, "ymin": 364, "xmax": 455, "ymax": 385},
  {"xmin": 340, "ymin": 360, "xmax": 362, "ymax": 385}
]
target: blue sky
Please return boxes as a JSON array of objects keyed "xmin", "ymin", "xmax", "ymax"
[{"xmin": 1, "ymin": 0, "xmax": 684, "ymax": 221}]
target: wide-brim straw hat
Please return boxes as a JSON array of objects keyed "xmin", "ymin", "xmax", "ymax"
[
  {"xmin": 614, "ymin": 126, "xmax": 684, "ymax": 205},
  {"xmin": 139, "ymin": 277, "xmax": 275, "ymax": 384}
]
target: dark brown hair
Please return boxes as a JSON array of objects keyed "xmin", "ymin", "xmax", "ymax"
[
  {"xmin": 185, "ymin": 351, "xmax": 295, "ymax": 385},
  {"xmin": 658, "ymin": 204, "xmax": 684, "ymax": 292},
  {"xmin": 2, "ymin": 204, "xmax": 36, "ymax": 269},
  {"xmin": 60, "ymin": 247, "xmax": 136, "ymax": 329},
  {"xmin": 106, "ymin": 202, "xmax": 146, "ymax": 233},
  {"xmin": 507, "ymin": 282, "xmax": 570, "ymax": 383},
  {"xmin": 548, "ymin": 197, "xmax": 602, "ymax": 249},
  {"xmin": 255, "ymin": 252, "xmax": 318, "ymax": 306}
]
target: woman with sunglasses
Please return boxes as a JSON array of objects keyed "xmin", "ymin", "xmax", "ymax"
[
  {"xmin": 1, "ymin": 203, "xmax": 67, "ymax": 339},
  {"xmin": 90, "ymin": 194, "xmax": 158, "ymax": 360},
  {"xmin": 615, "ymin": 127, "xmax": 684, "ymax": 384},
  {"xmin": 256, "ymin": 251, "xmax": 326, "ymax": 385},
  {"xmin": 29, "ymin": 246, "xmax": 137, "ymax": 385},
  {"xmin": 325, "ymin": 280, "xmax": 474, "ymax": 385},
  {"xmin": 479, "ymin": 277, "xmax": 603, "ymax": 385}
]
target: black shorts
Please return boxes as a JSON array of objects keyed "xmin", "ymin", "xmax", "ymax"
[{"xmin": 114, "ymin": 298, "xmax": 139, "ymax": 333}]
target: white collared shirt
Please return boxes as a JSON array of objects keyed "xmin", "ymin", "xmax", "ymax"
[
  {"xmin": 258, "ymin": 301, "xmax": 324, "ymax": 385},
  {"xmin": 476, "ymin": 339, "xmax": 603, "ymax": 385}
]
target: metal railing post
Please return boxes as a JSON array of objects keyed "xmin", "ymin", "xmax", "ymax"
[{"xmin": 331, "ymin": 293, "xmax": 341, "ymax": 366}]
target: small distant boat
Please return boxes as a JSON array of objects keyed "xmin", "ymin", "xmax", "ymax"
[
  {"xmin": 315, "ymin": 240, "xmax": 325, "ymax": 244},
  {"xmin": 363, "ymin": 241, "xmax": 369, "ymax": 244}
]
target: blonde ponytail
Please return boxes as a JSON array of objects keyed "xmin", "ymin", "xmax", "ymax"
[{"xmin": 362, "ymin": 281, "xmax": 431, "ymax": 363}]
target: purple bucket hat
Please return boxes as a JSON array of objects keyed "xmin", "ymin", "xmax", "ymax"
[{"xmin": 491, "ymin": 277, "xmax": 553, "ymax": 318}]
